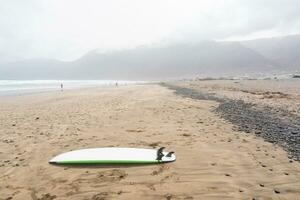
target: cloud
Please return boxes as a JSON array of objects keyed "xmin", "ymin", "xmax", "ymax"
[{"xmin": 0, "ymin": 0, "xmax": 299, "ymax": 63}]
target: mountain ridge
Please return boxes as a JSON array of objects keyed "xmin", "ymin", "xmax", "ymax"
[{"xmin": 0, "ymin": 35, "xmax": 299, "ymax": 80}]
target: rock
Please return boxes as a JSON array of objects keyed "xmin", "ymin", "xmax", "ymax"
[
  {"xmin": 165, "ymin": 194, "xmax": 172, "ymax": 200},
  {"xmin": 163, "ymin": 84, "xmax": 300, "ymax": 161},
  {"xmin": 291, "ymin": 130, "xmax": 298, "ymax": 135},
  {"xmin": 274, "ymin": 189, "xmax": 280, "ymax": 194}
]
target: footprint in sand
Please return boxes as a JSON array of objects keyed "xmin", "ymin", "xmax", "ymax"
[
  {"xmin": 96, "ymin": 169, "xmax": 127, "ymax": 182},
  {"xmin": 148, "ymin": 142, "xmax": 160, "ymax": 148},
  {"xmin": 151, "ymin": 165, "xmax": 167, "ymax": 176},
  {"xmin": 164, "ymin": 193, "xmax": 193, "ymax": 200},
  {"xmin": 38, "ymin": 193, "xmax": 57, "ymax": 200},
  {"xmin": 151, "ymin": 165, "xmax": 178, "ymax": 182},
  {"xmin": 90, "ymin": 190, "xmax": 123, "ymax": 200},
  {"xmin": 66, "ymin": 169, "xmax": 127, "ymax": 195},
  {"xmin": 161, "ymin": 173, "xmax": 178, "ymax": 182},
  {"xmin": 146, "ymin": 183, "xmax": 156, "ymax": 191},
  {"xmin": 31, "ymin": 191, "xmax": 57, "ymax": 200},
  {"xmin": 126, "ymin": 129, "xmax": 144, "ymax": 133},
  {"xmin": 91, "ymin": 192, "xmax": 108, "ymax": 200}
]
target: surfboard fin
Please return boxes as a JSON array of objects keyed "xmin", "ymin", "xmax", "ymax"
[
  {"xmin": 156, "ymin": 147, "xmax": 165, "ymax": 161},
  {"xmin": 166, "ymin": 151, "xmax": 174, "ymax": 157}
]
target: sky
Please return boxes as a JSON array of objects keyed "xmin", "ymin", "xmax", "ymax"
[{"xmin": 0, "ymin": 0, "xmax": 300, "ymax": 63}]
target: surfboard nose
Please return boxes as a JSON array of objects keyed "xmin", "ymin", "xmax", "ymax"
[{"xmin": 49, "ymin": 157, "xmax": 57, "ymax": 164}]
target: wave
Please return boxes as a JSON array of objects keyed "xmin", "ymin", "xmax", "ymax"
[{"xmin": 0, "ymin": 80, "xmax": 144, "ymax": 95}]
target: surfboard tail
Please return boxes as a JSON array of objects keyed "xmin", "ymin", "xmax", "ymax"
[{"xmin": 156, "ymin": 147, "xmax": 165, "ymax": 161}]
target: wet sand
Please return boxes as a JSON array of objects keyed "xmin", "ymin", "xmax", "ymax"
[{"xmin": 0, "ymin": 83, "xmax": 300, "ymax": 199}]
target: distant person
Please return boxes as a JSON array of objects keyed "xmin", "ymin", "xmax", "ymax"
[
  {"xmin": 61, "ymin": 83, "xmax": 63, "ymax": 91},
  {"xmin": 115, "ymin": 82, "xmax": 118, "ymax": 87}
]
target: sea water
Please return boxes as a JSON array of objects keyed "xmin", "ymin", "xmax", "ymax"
[{"xmin": 0, "ymin": 80, "xmax": 143, "ymax": 96}]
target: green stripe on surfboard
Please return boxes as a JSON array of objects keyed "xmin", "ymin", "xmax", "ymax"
[{"xmin": 51, "ymin": 160, "xmax": 161, "ymax": 164}]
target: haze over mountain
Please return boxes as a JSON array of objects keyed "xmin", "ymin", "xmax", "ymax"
[
  {"xmin": 241, "ymin": 35, "xmax": 300, "ymax": 71},
  {"xmin": 1, "ymin": 35, "xmax": 299, "ymax": 80}
]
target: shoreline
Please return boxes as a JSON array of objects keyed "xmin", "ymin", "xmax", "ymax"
[
  {"xmin": 0, "ymin": 85, "xmax": 107, "ymax": 97},
  {"xmin": 0, "ymin": 80, "xmax": 147, "ymax": 97}
]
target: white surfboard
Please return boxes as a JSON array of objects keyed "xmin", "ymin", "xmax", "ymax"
[{"xmin": 49, "ymin": 147, "xmax": 175, "ymax": 164}]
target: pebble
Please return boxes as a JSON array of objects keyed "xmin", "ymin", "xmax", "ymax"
[
  {"xmin": 165, "ymin": 194, "xmax": 172, "ymax": 200},
  {"xmin": 291, "ymin": 131, "xmax": 298, "ymax": 135},
  {"xmin": 165, "ymin": 84, "xmax": 300, "ymax": 161},
  {"xmin": 274, "ymin": 189, "xmax": 280, "ymax": 194}
]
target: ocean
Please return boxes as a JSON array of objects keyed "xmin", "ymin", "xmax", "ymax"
[{"xmin": 0, "ymin": 80, "xmax": 143, "ymax": 96}]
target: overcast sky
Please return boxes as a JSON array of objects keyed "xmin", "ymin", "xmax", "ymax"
[{"xmin": 0, "ymin": 0, "xmax": 299, "ymax": 63}]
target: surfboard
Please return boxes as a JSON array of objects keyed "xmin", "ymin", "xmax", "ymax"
[{"xmin": 49, "ymin": 147, "xmax": 175, "ymax": 164}]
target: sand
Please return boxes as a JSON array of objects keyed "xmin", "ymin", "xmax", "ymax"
[
  {"xmin": 0, "ymin": 83, "xmax": 300, "ymax": 200},
  {"xmin": 171, "ymin": 79, "xmax": 300, "ymax": 115}
]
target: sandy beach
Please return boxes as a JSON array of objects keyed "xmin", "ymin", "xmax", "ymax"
[{"xmin": 1, "ymin": 82, "xmax": 300, "ymax": 200}]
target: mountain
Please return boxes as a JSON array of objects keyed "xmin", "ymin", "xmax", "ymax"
[
  {"xmin": 0, "ymin": 41, "xmax": 276, "ymax": 80},
  {"xmin": 1, "ymin": 35, "xmax": 299, "ymax": 80},
  {"xmin": 69, "ymin": 41, "xmax": 276, "ymax": 79},
  {"xmin": 241, "ymin": 34, "xmax": 300, "ymax": 71}
]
